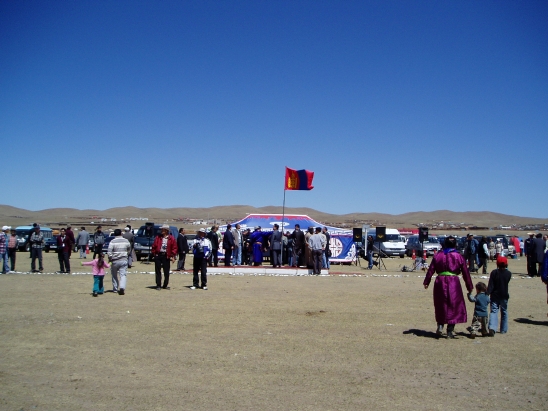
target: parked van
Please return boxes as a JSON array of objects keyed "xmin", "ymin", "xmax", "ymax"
[
  {"xmin": 405, "ymin": 235, "xmax": 442, "ymax": 257},
  {"xmin": 365, "ymin": 228, "xmax": 406, "ymax": 258},
  {"xmin": 133, "ymin": 224, "xmax": 179, "ymax": 261},
  {"xmin": 15, "ymin": 225, "xmax": 53, "ymax": 251}
]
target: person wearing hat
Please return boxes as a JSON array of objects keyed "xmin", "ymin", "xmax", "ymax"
[
  {"xmin": 107, "ymin": 229, "xmax": 131, "ymax": 295},
  {"xmin": 30, "ymin": 225, "xmax": 45, "ymax": 273},
  {"xmin": 191, "ymin": 228, "xmax": 212, "ymax": 290},
  {"xmin": 8, "ymin": 228, "xmax": 18, "ymax": 272},
  {"xmin": 151, "ymin": 224, "xmax": 177, "ymax": 290},
  {"xmin": 486, "ymin": 256, "xmax": 512, "ymax": 336},
  {"xmin": 0, "ymin": 226, "xmax": 10, "ymax": 274}
]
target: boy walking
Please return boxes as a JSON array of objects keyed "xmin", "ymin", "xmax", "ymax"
[
  {"xmin": 487, "ymin": 256, "xmax": 512, "ymax": 336},
  {"xmin": 467, "ymin": 282, "xmax": 490, "ymax": 338}
]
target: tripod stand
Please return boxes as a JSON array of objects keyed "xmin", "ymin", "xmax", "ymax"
[
  {"xmin": 373, "ymin": 241, "xmax": 387, "ymax": 270},
  {"xmin": 354, "ymin": 242, "xmax": 362, "ymax": 267}
]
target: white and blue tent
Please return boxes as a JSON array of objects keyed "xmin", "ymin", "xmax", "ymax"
[{"xmin": 219, "ymin": 214, "xmax": 355, "ymax": 263}]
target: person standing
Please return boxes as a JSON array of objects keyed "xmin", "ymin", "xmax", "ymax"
[
  {"xmin": 176, "ymin": 228, "xmax": 189, "ymax": 271},
  {"xmin": 75, "ymin": 227, "xmax": 90, "ymax": 259},
  {"xmin": 30, "ymin": 226, "xmax": 45, "ymax": 273},
  {"xmin": 222, "ymin": 224, "xmax": 235, "ymax": 266},
  {"xmin": 488, "ymin": 238, "xmax": 496, "ymax": 261},
  {"xmin": 465, "ymin": 234, "xmax": 478, "ymax": 273},
  {"xmin": 366, "ymin": 235, "xmax": 375, "ymax": 270},
  {"xmin": 540, "ymin": 248, "xmax": 548, "ymax": 311},
  {"xmin": 533, "ymin": 233, "xmax": 546, "ymax": 276},
  {"xmin": 269, "ymin": 224, "xmax": 282, "ymax": 267},
  {"xmin": 285, "ymin": 231, "xmax": 293, "ymax": 266},
  {"xmin": 487, "ymin": 256, "xmax": 512, "ymax": 336},
  {"xmin": 191, "ymin": 228, "xmax": 212, "ymax": 290},
  {"xmin": 151, "ymin": 224, "xmax": 177, "ymax": 290},
  {"xmin": 26, "ymin": 223, "xmax": 38, "ymax": 258},
  {"xmin": 249, "ymin": 226, "xmax": 265, "ymax": 266},
  {"xmin": 290, "ymin": 224, "xmax": 305, "ymax": 267},
  {"xmin": 304, "ymin": 227, "xmax": 314, "ymax": 269},
  {"xmin": 477, "ymin": 236, "xmax": 489, "ymax": 275},
  {"xmin": 0, "ymin": 226, "xmax": 9, "ymax": 274},
  {"xmin": 207, "ymin": 225, "xmax": 219, "ymax": 267},
  {"xmin": 107, "ymin": 229, "xmax": 131, "ymax": 295},
  {"xmin": 122, "ymin": 226, "xmax": 135, "ymax": 267},
  {"xmin": 495, "ymin": 239, "xmax": 503, "ymax": 260},
  {"xmin": 93, "ymin": 226, "xmax": 105, "ymax": 259},
  {"xmin": 423, "ymin": 236, "xmax": 473, "ymax": 339},
  {"xmin": 524, "ymin": 233, "xmax": 536, "ymax": 276},
  {"xmin": 56, "ymin": 228, "xmax": 71, "ymax": 273},
  {"xmin": 242, "ymin": 228, "xmax": 251, "ymax": 266},
  {"xmin": 8, "ymin": 228, "xmax": 18, "ymax": 272},
  {"xmin": 232, "ymin": 224, "xmax": 242, "ymax": 266},
  {"xmin": 321, "ymin": 227, "xmax": 331, "ymax": 269},
  {"xmin": 511, "ymin": 236, "xmax": 521, "ymax": 259},
  {"xmin": 65, "ymin": 225, "xmax": 76, "ymax": 257},
  {"xmin": 308, "ymin": 227, "xmax": 326, "ymax": 275}
]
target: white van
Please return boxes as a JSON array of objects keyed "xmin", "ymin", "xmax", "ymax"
[{"xmin": 366, "ymin": 228, "xmax": 406, "ymax": 258}]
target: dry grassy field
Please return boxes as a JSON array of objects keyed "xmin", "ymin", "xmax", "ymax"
[{"xmin": 1, "ymin": 252, "xmax": 547, "ymax": 410}]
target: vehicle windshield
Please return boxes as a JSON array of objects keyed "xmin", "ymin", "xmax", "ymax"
[
  {"xmin": 425, "ymin": 237, "xmax": 439, "ymax": 243},
  {"xmin": 136, "ymin": 226, "xmax": 159, "ymax": 237},
  {"xmin": 15, "ymin": 229, "xmax": 28, "ymax": 238},
  {"xmin": 381, "ymin": 234, "xmax": 401, "ymax": 242}
]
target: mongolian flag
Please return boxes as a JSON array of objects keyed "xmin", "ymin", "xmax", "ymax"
[{"xmin": 285, "ymin": 167, "xmax": 314, "ymax": 190}]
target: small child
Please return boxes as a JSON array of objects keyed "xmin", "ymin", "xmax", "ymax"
[
  {"xmin": 487, "ymin": 256, "xmax": 512, "ymax": 336},
  {"xmin": 82, "ymin": 253, "xmax": 110, "ymax": 297},
  {"xmin": 467, "ymin": 282, "xmax": 490, "ymax": 338}
]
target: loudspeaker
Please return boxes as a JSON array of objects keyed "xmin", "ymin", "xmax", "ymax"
[
  {"xmin": 419, "ymin": 227, "xmax": 429, "ymax": 242},
  {"xmin": 376, "ymin": 226, "xmax": 386, "ymax": 242},
  {"xmin": 353, "ymin": 228, "xmax": 363, "ymax": 243},
  {"xmin": 145, "ymin": 221, "xmax": 154, "ymax": 236}
]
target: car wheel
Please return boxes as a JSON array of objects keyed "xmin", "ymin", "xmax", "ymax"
[
  {"xmin": 45, "ymin": 250, "xmax": 49, "ymax": 253},
  {"xmin": 25, "ymin": 244, "xmax": 30, "ymax": 252},
  {"xmin": 400, "ymin": 254, "xmax": 404, "ymax": 258},
  {"xmin": 136, "ymin": 255, "xmax": 141, "ymax": 261}
]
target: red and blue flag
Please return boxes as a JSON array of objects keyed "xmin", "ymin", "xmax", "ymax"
[{"xmin": 285, "ymin": 167, "xmax": 314, "ymax": 190}]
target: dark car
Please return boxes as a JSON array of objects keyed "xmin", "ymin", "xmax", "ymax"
[
  {"xmin": 101, "ymin": 235, "xmax": 116, "ymax": 254},
  {"xmin": 133, "ymin": 224, "xmax": 179, "ymax": 261},
  {"xmin": 405, "ymin": 235, "xmax": 441, "ymax": 257},
  {"xmin": 44, "ymin": 236, "xmax": 58, "ymax": 253}
]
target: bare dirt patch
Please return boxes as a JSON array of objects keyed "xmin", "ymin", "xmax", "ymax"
[{"xmin": 0, "ymin": 253, "xmax": 546, "ymax": 410}]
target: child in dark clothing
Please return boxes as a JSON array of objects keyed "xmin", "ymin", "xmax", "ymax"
[
  {"xmin": 467, "ymin": 282, "xmax": 490, "ymax": 338},
  {"xmin": 487, "ymin": 256, "xmax": 512, "ymax": 336}
]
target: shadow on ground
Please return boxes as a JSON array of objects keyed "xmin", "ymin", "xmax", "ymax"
[{"xmin": 514, "ymin": 317, "xmax": 548, "ymax": 326}]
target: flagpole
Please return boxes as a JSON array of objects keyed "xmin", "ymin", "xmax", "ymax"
[{"xmin": 281, "ymin": 178, "xmax": 287, "ymax": 264}]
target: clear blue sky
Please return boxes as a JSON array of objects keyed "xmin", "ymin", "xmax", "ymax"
[{"xmin": 1, "ymin": 0, "xmax": 547, "ymax": 217}]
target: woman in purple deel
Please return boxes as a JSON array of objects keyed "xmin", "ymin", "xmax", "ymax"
[{"xmin": 423, "ymin": 236, "xmax": 474, "ymax": 339}]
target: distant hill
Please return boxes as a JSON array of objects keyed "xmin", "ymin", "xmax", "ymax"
[{"xmin": 0, "ymin": 204, "xmax": 547, "ymax": 230}]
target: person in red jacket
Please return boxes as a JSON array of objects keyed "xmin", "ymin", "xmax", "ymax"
[{"xmin": 151, "ymin": 224, "xmax": 177, "ymax": 290}]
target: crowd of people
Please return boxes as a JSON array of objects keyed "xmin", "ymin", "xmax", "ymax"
[{"xmin": 1, "ymin": 225, "xmax": 547, "ymax": 317}]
